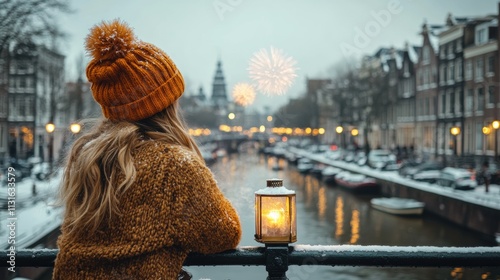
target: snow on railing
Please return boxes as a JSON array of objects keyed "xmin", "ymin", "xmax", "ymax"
[{"xmin": 2, "ymin": 245, "xmax": 500, "ymax": 275}]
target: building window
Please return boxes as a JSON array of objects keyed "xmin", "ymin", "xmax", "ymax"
[
  {"xmin": 9, "ymin": 62, "xmax": 16, "ymax": 74},
  {"xmin": 422, "ymin": 46, "xmax": 430, "ymax": 64},
  {"xmin": 476, "ymin": 58, "xmax": 484, "ymax": 81},
  {"xmin": 422, "ymin": 99, "xmax": 426, "ymax": 116},
  {"xmin": 427, "ymin": 97, "xmax": 432, "ymax": 115},
  {"xmin": 440, "ymin": 92, "xmax": 446, "ymax": 114},
  {"xmin": 17, "ymin": 61, "xmax": 28, "ymax": 74},
  {"xmin": 455, "ymin": 90, "xmax": 461, "ymax": 113},
  {"xmin": 455, "ymin": 58, "xmax": 462, "ymax": 80},
  {"xmin": 456, "ymin": 40, "xmax": 462, "ymax": 52},
  {"xmin": 448, "ymin": 91, "xmax": 454, "ymax": 113},
  {"xmin": 448, "ymin": 62, "xmax": 454, "ymax": 82},
  {"xmin": 465, "ymin": 60, "xmax": 472, "ymax": 80},
  {"xmin": 466, "ymin": 89, "xmax": 474, "ymax": 112},
  {"xmin": 8, "ymin": 77, "xmax": 15, "ymax": 89},
  {"xmin": 26, "ymin": 77, "xmax": 33, "ymax": 90},
  {"xmin": 476, "ymin": 87, "xmax": 484, "ymax": 112},
  {"xmin": 0, "ymin": 94, "xmax": 6, "ymax": 118},
  {"xmin": 487, "ymin": 55, "xmax": 495, "ymax": 75},
  {"xmin": 16, "ymin": 97, "xmax": 25, "ymax": 117},
  {"xmin": 488, "ymin": 86, "xmax": 495, "ymax": 105},
  {"xmin": 440, "ymin": 65, "xmax": 447, "ymax": 83},
  {"xmin": 425, "ymin": 68, "xmax": 431, "ymax": 85},
  {"xmin": 432, "ymin": 67, "xmax": 437, "ymax": 85},
  {"xmin": 476, "ymin": 28, "xmax": 487, "ymax": 45},
  {"xmin": 26, "ymin": 96, "xmax": 34, "ymax": 118},
  {"xmin": 403, "ymin": 80, "xmax": 410, "ymax": 96},
  {"xmin": 19, "ymin": 77, "xmax": 27, "ymax": 89},
  {"xmin": 404, "ymin": 62, "xmax": 409, "ymax": 76},
  {"xmin": 476, "ymin": 121, "xmax": 484, "ymax": 150}
]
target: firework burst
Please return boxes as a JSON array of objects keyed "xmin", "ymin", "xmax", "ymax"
[
  {"xmin": 248, "ymin": 46, "xmax": 298, "ymax": 96},
  {"xmin": 232, "ymin": 83, "xmax": 256, "ymax": 106}
]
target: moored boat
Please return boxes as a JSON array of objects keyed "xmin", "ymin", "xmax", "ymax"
[
  {"xmin": 297, "ymin": 158, "xmax": 314, "ymax": 174},
  {"xmin": 322, "ymin": 166, "xmax": 341, "ymax": 185},
  {"xmin": 334, "ymin": 171, "xmax": 380, "ymax": 193},
  {"xmin": 370, "ymin": 197, "xmax": 425, "ymax": 215}
]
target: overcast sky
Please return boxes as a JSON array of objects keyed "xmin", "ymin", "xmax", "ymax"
[{"xmin": 59, "ymin": 0, "xmax": 498, "ymax": 113}]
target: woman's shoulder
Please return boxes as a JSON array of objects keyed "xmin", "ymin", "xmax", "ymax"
[{"xmin": 135, "ymin": 140, "xmax": 200, "ymax": 165}]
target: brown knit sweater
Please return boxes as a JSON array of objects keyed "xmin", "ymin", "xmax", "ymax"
[{"xmin": 53, "ymin": 141, "xmax": 242, "ymax": 279}]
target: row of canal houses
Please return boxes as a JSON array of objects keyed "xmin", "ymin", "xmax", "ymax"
[
  {"xmin": 313, "ymin": 7, "xmax": 500, "ymax": 165},
  {"xmin": 0, "ymin": 42, "xmax": 98, "ymax": 165}
]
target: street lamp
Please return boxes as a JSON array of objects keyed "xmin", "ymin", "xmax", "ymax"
[
  {"xmin": 45, "ymin": 123, "xmax": 55, "ymax": 134},
  {"xmin": 70, "ymin": 123, "xmax": 81, "ymax": 134},
  {"xmin": 492, "ymin": 120, "xmax": 499, "ymax": 161},
  {"xmin": 335, "ymin": 126, "xmax": 343, "ymax": 134},
  {"xmin": 255, "ymin": 178, "xmax": 296, "ymax": 280},
  {"xmin": 450, "ymin": 126, "xmax": 460, "ymax": 156},
  {"xmin": 45, "ymin": 122, "xmax": 55, "ymax": 175},
  {"xmin": 336, "ymin": 126, "xmax": 344, "ymax": 149},
  {"xmin": 483, "ymin": 125, "xmax": 492, "ymax": 136},
  {"xmin": 351, "ymin": 128, "xmax": 359, "ymax": 137}
]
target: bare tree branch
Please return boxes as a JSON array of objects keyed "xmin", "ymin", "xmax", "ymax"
[{"xmin": 0, "ymin": 0, "xmax": 72, "ymax": 53}]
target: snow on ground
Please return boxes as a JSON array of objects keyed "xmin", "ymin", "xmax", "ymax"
[
  {"xmin": 290, "ymin": 147, "xmax": 500, "ymax": 210},
  {"xmin": 1, "ymin": 170, "xmax": 63, "ymax": 249}
]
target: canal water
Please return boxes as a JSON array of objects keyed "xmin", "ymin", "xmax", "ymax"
[{"xmin": 187, "ymin": 150, "xmax": 500, "ymax": 280}]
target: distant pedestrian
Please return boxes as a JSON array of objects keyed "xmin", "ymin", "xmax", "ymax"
[
  {"xmin": 53, "ymin": 19, "xmax": 241, "ymax": 280},
  {"xmin": 481, "ymin": 161, "xmax": 491, "ymax": 193}
]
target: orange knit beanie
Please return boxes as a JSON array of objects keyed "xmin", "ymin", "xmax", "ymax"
[{"xmin": 85, "ymin": 19, "xmax": 185, "ymax": 121}]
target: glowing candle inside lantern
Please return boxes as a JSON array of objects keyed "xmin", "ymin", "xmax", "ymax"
[{"xmin": 267, "ymin": 209, "xmax": 283, "ymax": 224}]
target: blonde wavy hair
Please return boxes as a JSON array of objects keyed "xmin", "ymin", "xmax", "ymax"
[{"xmin": 59, "ymin": 102, "xmax": 202, "ymax": 237}]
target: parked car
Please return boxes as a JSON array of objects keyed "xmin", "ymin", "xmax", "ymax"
[
  {"xmin": 399, "ymin": 161, "xmax": 443, "ymax": 179},
  {"xmin": 355, "ymin": 152, "xmax": 367, "ymax": 166},
  {"xmin": 413, "ymin": 170, "xmax": 441, "ymax": 184},
  {"xmin": 367, "ymin": 150, "xmax": 395, "ymax": 169},
  {"xmin": 324, "ymin": 149, "xmax": 344, "ymax": 161},
  {"xmin": 437, "ymin": 167, "xmax": 477, "ymax": 190}
]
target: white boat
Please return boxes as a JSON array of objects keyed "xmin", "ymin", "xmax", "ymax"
[
  {"xmin": 370, "ymin": 197, "xmax": 425, "ymax": 216},
  {"xmin": 297, "ymin": 158, "xmax": 314, "ymax": 174}
]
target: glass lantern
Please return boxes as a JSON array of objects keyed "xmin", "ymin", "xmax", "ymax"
[{"xmin": 255, "ymin": 179, "xmax": 297, "ymax": 244}]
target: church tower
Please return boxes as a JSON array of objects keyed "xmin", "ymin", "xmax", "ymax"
[{"xmin": 211, "ymin": 60, "xmax": 228, "ymax": 110}]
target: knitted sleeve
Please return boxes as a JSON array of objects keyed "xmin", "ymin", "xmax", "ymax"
[{"xmin": 166, "ymin": 147, "xmax": 242, "ymax": 254}]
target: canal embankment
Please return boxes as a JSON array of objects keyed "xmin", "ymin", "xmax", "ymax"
[{"xmin": 290, "ymin": 147, "xmax": 500, "ymax": 242}]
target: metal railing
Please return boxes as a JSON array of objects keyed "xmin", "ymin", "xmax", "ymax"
[{"xmin": 2, "ymin": 245, "xmax": 500, "ymax": 279}]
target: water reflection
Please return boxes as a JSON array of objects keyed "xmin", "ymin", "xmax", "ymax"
[
  {"xmin": 335, "ymin": 196, "xmax": 344, "ymax": 238},
  {"xmin": 350, "ymin": 209, "xmax": 360, "ymax": 244},
  {"xmin": 317, "ymin": 186, "xmax": 326, "ymax": 219},
  {"xmin": 188, "ymin": 152, "xmax": 500, "ymax": 280}
]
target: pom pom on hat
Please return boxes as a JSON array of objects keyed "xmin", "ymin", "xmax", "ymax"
[
  {"xmin": 85, "ymin": 19, "xmax": 136, "ymax": 61},
  {"xmin": 85, "ymin": 19, "xmax": 185, "ymax": 121}
]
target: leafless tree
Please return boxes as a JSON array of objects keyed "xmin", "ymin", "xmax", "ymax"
[{"xmin": 0, "ymin": 0, "xmax": 71, "ymax": 53}]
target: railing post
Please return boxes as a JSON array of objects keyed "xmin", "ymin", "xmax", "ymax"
[{"xmin": 265, "ymin": 244, "xmax": 289, "ymax": 280}]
